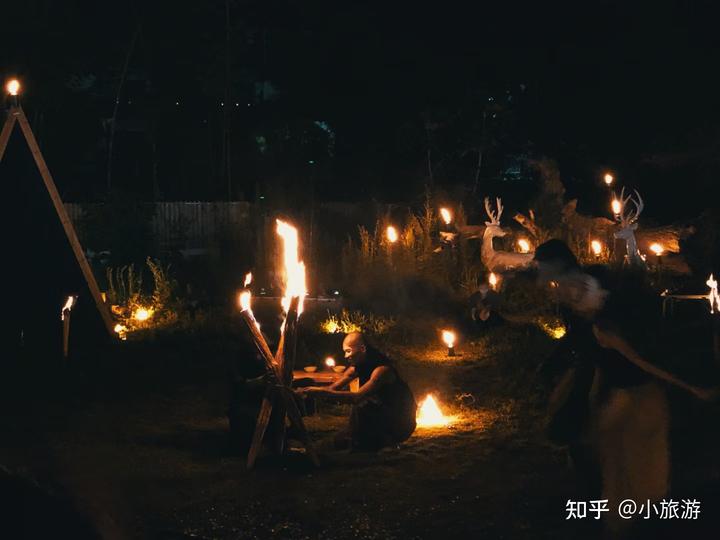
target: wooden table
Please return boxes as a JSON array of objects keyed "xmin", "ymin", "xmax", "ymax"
[{"xmin": 292, "ymin": 370, "xmax": 360, "ymax": 391}]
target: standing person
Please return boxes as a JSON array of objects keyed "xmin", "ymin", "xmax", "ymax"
[
  {"xmin": 296, "ymin": 332, "xmax": 417, "ymax": 451},
  {"xmin": 534, "ymin": 239, "xmax": 716, "ymax": 537}
]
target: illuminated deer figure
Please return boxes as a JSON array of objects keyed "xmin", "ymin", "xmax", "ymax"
[
  {"xmin": 613, "ymin": 188, "xmax": 646, "ymax": 266},
  {"xmin": 481, "ymin": 197, "xmax": 534, "ymax": 272}
]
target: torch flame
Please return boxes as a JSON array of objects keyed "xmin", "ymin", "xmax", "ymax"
[
  {"xmin": 488, "ymin": 272, "xmax": 498, "ymax": 290},
  {"xmin": 386, "ymin": 226, "xmax": 398, "ymax": 243},
  {"xmin": 604, "ymin": 173, "xmax": 614, "ymax": 186},
  {"xmin": 440, "ymin": 208, "xmax": 452, "ymax": 225},
  {"xmin": 244, "ymin": 272, "xmax": 252, "ymax": 287},
  {"xmin": 591, "ymin": 240, "xmax": 603, "ymax": 256},
  {"xmin": 707, "ymin": 274, "xmax": 720, "ymax": 314},
  {"xmin": 239, "ymin": 290, "xmax": 252, "ymax": 312},
  {"xmin": 517, "ymin": 238, "xmax": 531, "ymax": 253},
  {"xmin": 276, "ymin": 219, "xmax": 307, "ymax": 315},
  {"xmin": 61, "ymin": 296, "xmax": 76, "ymax": 320},
  {"xmin": 442, "ymin": 330, "xmax": 456, "ymax": 348},
  {"xmin": 6, "ymin": 79, "xmax": 20, "ymax": 96},
  {"xmin": 611, "ymin": 198, "xmax": 622, "ymax": 216},
  {"xmin": 416, "ymin": 394, "xmax": 452, "ymax": 428},
  {"xmin": 325, "ymin": 357, "xmax": 336, "ymax": 368},
  {"xmin": 649, "ymin": 243, "xmax": 664, "ymax": 256}
]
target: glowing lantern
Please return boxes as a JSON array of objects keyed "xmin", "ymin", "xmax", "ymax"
[
  {"xmin": 442, "ymin": 330, "xmax": 456, "ymax": 356},
  {"xmin": 649, "ymin": 243, "xmax": 664, "ymax": 256},
  {"xmin": 707, "ymin": 274, "xmax": 720, "ymax": 314},
  {"xmin": 440, "ymin": 208, "xmax": 452, "ymax": 225},
  {"xmin": 244, "ymin": 272, "xmax": 252, "ymax": 287},
  {"xmin": 416, "ymin": 394, "xmax": 452, "ymax": 428},
  {"xmin": 488, "ymin": 272, "xmax": 499, "ymax": 291},
  {"xmin": 6, "ymin": 79, "xmax": 20, "ymax": 96},
  {"xmin": 276, "ymin": 219, "xmax": 307, "ymax": 315},
  {"xmin": 603, "ymin": 173, "xmax": 614, "ymax": 186},
  {"xmin": 325, "ymin": 357, "xmax": 336, "ymax": 368},
  {"xmin": 517, "ymin": 238, "xmax": 531, "ymax": 253},
  {"xmin": 386, "ymin": 226, "xmax": 398, "ymax": 243},
  {"xmin": 591, "ymin": 240, "xmax": 603, "ymax": 257},
  {"xmin": 611, "ymin": 199, "xmax": 622, "ymax": 216},
  {"xmin": 133, "ymin": 307, "xmax": 153, "ymax": 322}
]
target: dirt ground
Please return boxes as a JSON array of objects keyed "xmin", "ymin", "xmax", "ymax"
[{"xmin": 2, "ymin": 324, "xmax": 719, "ymax": 539}]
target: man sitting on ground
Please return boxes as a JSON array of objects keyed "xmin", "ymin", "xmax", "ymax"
[{"xmin": 297, "ymin": 332, "xmax": 416, "ymax": 451}]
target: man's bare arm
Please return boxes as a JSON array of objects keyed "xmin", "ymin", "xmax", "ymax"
[
  {"xmin": 300, "ymin": 366, "xmax": 394, "ymax": 403},
  {"xmin": 328, "ymin": 366, "xmax": 357, "ymax": 390},
  {"xmin": 592, "ymin": 324, "xmax": 716, "ymax": 399}
]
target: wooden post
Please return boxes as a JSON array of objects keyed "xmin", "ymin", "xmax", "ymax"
[
  {"xmin": 62, "ymin": 311, "xmax": 71, "ymax": 359},
  {"xmin": 271, "ymin": 297, "xmax": 300, "ymax": 453},
  {"xmin": 0, "ymin": 110, "xmax": 18, "ymax": 161},
  {"xmin": 9, "ymin": 106, "xmax": 115, "ymax": 336}
]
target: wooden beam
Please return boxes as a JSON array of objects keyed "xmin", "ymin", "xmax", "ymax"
[
  {"xmin": 0, "ymin": 109, "xmax": 17, "ymax": 162},
  {"xmin": 14, "ymin": 107, "xmax": 115, "ymax": 336},
  {"xmin": 246, "ymin": 389, "xmax": 275, "ymax": 468}
]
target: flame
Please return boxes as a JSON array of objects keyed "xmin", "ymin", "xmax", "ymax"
[
  {"xmin": 649, "ymin": 243, "xmax": 664, "ymax": 256},
  {"xmin": 604, "ymin": 173, "xmax": 614, "ymax": 186},
  {"xmin": 325, "ymin": 357, "xmax": 336, "ymax": 368},
  {"xmin": 276, "ymin": 219, "xmax": 307, "ymax": 314},
  {"xmin": 544, "ymin": 324, "xmax": 567, "ymax": 339},
  {"xmin": 133, "ymin": 307, "xmax": 153, "ymax": 322},
  {"xmin": 591, "ymin": 240, "xmax": 603, "ymax": 256},
  {"xmin": 708, "ymin": 274, "xmax": 720, "ymax": 314},
  {"xmin": 61, "ymin": 296, "xmax": 75, "ymax": 321},
  {"xmin": 442, "ymin": 330, "xmax": 456, "ymax": 348},
  {"xmin": 440, "ymin": 208, "xmax": 452, "ymax": 225},
  {"xmin": 244, "ymin": 272, "xmax": 252, "ymax": 287},
  {"xmin": 517, "ymin": 238, "xmax": 531, "ymax": 253},
  {"xmin": 114, "ymin": 324, "xmax": 128, "ymax": 340},
  {"xmin": 239, "ymin": 290, "xmax": 252, "ymax": 311},
  {"xmin": 416, "ymin": 394, "xmax": 452, "ymax": 428},
  {"xmin": 386, "ymin": 226, "xmax": 398, "ymax": 243},
  {"xmin": 611, "ymin": 199, "xmax": 622, "ymax": 216},
  {"xmin": 6, "ymin": 79, "xmax": 20, "ymax": 96},
  {"xmin": 488, "ymin": 272, "xmax": 498, "ymax": 290}
]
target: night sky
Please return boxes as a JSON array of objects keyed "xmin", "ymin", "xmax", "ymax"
[{"xmin": 2, "ymin": 0, "xmax": 719, "ymax": 219}]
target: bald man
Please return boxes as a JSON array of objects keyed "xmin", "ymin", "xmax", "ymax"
[{"xmin": 297, "ymin": 332, "xmax": 416, "ymax": 451}]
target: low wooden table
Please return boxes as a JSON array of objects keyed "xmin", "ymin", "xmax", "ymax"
[{"xmin": 292, "ymin": 370, "xmax": 360, "ymax": 390}]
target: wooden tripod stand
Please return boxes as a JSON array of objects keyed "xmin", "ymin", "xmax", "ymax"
[
  {"xmin": 0, "ymin": 103, "xmax": 115, "ymax": 336},
  {"xmin": 239, "ymin": 296, "xmax": 319, "ymax": 469}
]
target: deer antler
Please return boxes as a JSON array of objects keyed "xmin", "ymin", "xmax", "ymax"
[
  {"xmin": 484, "ymin": 197, "xmax": 504, "ymax": 224},
  {"xmin": 617, "ymin": 188, "xmax": 644, "ymax": 226},
  {"xmin": 484, "ymin": 197, "xmax": 498, "ymax": 224}
]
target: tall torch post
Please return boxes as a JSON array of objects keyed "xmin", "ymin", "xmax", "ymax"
[{"xmin": 61, "ymin": 295, "xmax": 77, "ymax": 359}]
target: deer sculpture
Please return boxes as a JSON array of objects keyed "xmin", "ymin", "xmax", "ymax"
[
  {"xmin": 481, "ymin": 197, "xmax": 534, "ymax": 272},
  {"xmin": 613, "ymin": 188, "xmax": 646, "ymax": 266}
]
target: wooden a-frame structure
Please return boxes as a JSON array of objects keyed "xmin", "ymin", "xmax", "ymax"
[{"xmin": 0, "ymin": 101, "xmax": 115, "ymax": 336}]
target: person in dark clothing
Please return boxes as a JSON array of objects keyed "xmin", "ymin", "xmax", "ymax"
[
  {"xmin": 534, "ymin": 239, "xmax": 717, "ymax": 537},
  {"xmin": 296, "ymin": 332, "xmax": 417, "ymax": 451}
]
